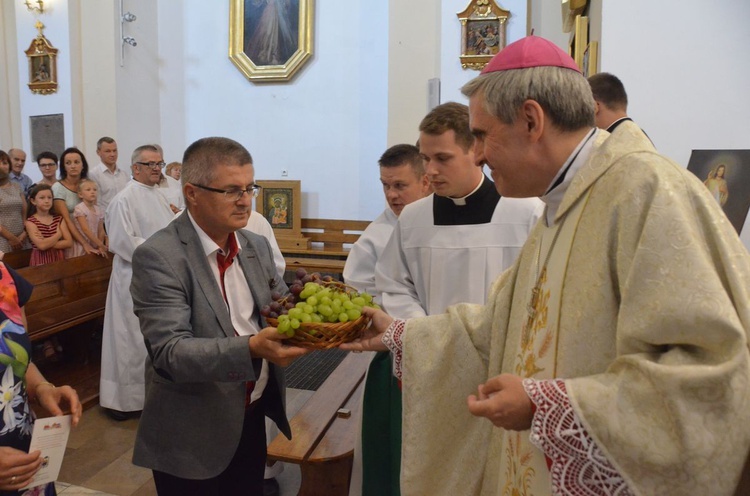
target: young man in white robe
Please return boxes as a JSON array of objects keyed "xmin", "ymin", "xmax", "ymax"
[
  {"xmin": 99, "ymin": 145, "xmax": 175, "ymax": 420},
  {"xmin": 343, "ymin": 143, "xmax": 430, "ymax": 496},
  {"xmin": 362, "ymin": 103, "xmax": 542, "ymax": 495},
  {"xmin": 344, "ymin": 36, "xmax": 750, "ymax": 496},
  {"xmin": 343, "ymin": 144, "xmax": 430, "ymax": 298}
]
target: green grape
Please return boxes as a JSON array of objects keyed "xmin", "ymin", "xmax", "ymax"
[
  {"xmin": 327, "ymin": 313, "xmax": 338, "ymax": 323},
  {"xmin": 290, "ymin": 318, "xmax": 300, "ymax": 329},
  {"xmin": 288, "ymin": 308, "xmax": 303, "ymax": 320},
  {"xmin": 338, "ymin": 312, "xmax": 349, "ymax": 323},
  {"xmin": 361, "ymin": 293, "xmax": 373, "ymax": 303},
  {"xmin": 278, "ymin": 314, "xmax": 290, "ymax": 322},
  {"xmin": 352, "ymin": 297, "xmax": 366, "ymax": 306},
  {"xmin": 347, "ymin": 309, "xmax": 361, "ymax": 320},
  {"xmin": 343, "ymin": 300, "xmax": 354, "ymax": 310},
  {"xmin": 306, "ymin": 296, "xmax": 318, "ymax": 306},
  {"xmin": 302, "ymin": 304, "xmax": 314, "ymax": 314},
  {"xmin": 320, "ymin": 296, "xmax": 332, "ymax": 306},
  {"xmin": 318, "ymin": 304, "xmax": 333, "ymax": 317},
  {"xmin": 300, "ymin": 313, "xmax": 312, "ymax": 323},
  {"xmin": 278, "ymin": 320, "xmax": 291, "ymax": 333},
  {"xmin": 311, "ymin": 313, "xmax": 323, "ymax": 323},
  {"xmin": 285, "ymin": 329, "xmax": 295, "ymax": 338},
  {"xmin": 295, "ymin": 302, "xmax": 307, "ymax": 309}
]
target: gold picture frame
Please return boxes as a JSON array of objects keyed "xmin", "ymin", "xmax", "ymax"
[
  {"xmin": 457, "ymin": 0, "xmax": 510, "ymax": 71},
  {"xmin": 24, "ymin": 22, "xmax": 58, "ymax": 95},
  {"xmin": 255, "ymin": 180, "xmax": 309, "ymax": 249},
  {"xmin": 568, "ymin": 15, "xmax": 588, "ymax": 72},
  {"xmin": 229, "ymin": 0, "xmax": 314, "ymax": 83},
  {"xmin": 583, "ymin": 40, "xmax": 598, "ymax": 77}
]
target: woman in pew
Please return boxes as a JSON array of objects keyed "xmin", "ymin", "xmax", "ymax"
[
  {"xmin": 0, "ymin": 260, "xmax": 82, "ymax": 494},
  {"xmin": 25, "ymin": 184, "xmax": 73, "ymax": 266},
  {"xmin": 52, "ymin": 148, "xmax": 98, "ymax": 259},
  {"xmin": 0, "ymin": 150, "xmax": 30, "ymax": 254}
]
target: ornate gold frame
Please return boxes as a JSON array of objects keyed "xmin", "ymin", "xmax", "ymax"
[
  {"xmin": 568, "ymin": 15, "xmax": 588, "ymax": 72},
  {"xmin": 457, "ymin": 0, "xmax": 510, "ymax": 71},
  {"xmin": 229, "ymin": 0, "xmax": 314, "ymax": 83},
  {"xmin": 24, "ymin": 21, "xmax": 58, "ymax": 95}
]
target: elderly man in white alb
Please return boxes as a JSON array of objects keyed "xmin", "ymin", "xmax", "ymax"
[{"xmin": 99, "ymin": 145, "xmax": 175, "ymax": 421}]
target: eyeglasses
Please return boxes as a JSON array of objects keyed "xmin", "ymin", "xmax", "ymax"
[
  {"xmin": 192, "ymin": 183, "xmax": 262, "ymax": 201},
  {"xmin": 135, "ymin": 161, "xmax": 166, "ymax": 168},
  {"xmin": 38, "ymin": 163, "xmax": 57, "ymax": 168}
]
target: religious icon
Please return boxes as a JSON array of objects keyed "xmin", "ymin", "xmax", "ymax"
[
  {"xmin": 268, "ymin": 194, "xmax": 290, "ymax": 227},
  {"xmin": 457, "ymin": 0, "xmax": 510, "ymax": 70},
  {"xmin": 687, "ymin": 149, "xmax": 750, "ymax": 234},
  {"xmin": 24, "ymin": 21, "xmax": 58, "ymax": 95},
  {"xmin": 229, "ymin": 0, "xmax": 314, "ymax": 82}
]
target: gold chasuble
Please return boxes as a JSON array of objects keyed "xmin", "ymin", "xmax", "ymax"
[{"xmin": 400, "ymin": 122, "xmax": 750, "ymax": 496}]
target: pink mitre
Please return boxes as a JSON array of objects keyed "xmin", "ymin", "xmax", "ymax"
[{"xmin": 481, "ymin": 35, "xmax": 581, "ymax": 74}]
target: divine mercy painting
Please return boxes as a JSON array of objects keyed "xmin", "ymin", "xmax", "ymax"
[{"xmin": 244, "ymin": 0, "xmax": 300, "ymax": 66}]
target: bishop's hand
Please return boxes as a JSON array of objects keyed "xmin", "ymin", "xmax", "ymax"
[
  {"xmin": 339, "ymin": 306, "xmax": 392, "ymax": 352},
  {"xmin": 467, "ymin": 373, "xmax": 534, "ymax": 431}
]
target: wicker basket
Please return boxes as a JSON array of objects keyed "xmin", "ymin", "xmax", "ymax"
[{"xmin": 266, "ymin": 315, "xmax": 370, "ymax": 350}]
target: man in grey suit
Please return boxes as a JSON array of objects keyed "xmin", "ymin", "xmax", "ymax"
[{"xmin": 130, "ymin": 137, "xmax": 308, "ymax": 494}]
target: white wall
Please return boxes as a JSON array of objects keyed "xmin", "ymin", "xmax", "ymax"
[
  {"xmin": 13, "ymin": 3, "xmax": 75, "ymax": 183},
  {"xmin": 173, "ymin": 1, "xmax": 388, "ymax": 221},
  {"xmin": 601, "ymin": 1, "xmax": 750, "ymax": 247}
]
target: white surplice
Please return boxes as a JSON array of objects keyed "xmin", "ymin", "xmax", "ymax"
[
  {"xmin": 99, "ymin": 181, "xmax": 176, "ymax": 412},
  {"xmin": 245, "ymin": 211, "xmax": 285, "ymax": 279},
  {"xmin": 375, "ymin": 194, "xmax": 543, "ymax": 318},
  {"xmin": 343, "ymin": 208, "xmax": 397, "ymax": 300}
]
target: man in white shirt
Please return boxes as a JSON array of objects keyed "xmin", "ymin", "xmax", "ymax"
[
  {"xmin": 89, "ymin": 136, "xmax": 130, "ymax": 212},
  {"xmin": 8, "ymin": 148, "xmax": 33, "ymax": 196},
  {"xmin": 99, "ymin": 145, "xmax": 175, "ymax": 420},
  {"xmin": 343, "ymin": 144, "xmax": 430, "ymax": 298}
]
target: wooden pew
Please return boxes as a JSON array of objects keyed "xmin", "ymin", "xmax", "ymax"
[
  {"xmin": 282, "ymin": 219, "xmax": 370, "ymax": 277},
  {"xmin": 268, "ymin": 351, "xmax": 374, "ymax": 496},
  {"xmin": 16, "ymin": 253, "xmax": 112, "ymax": 342}
]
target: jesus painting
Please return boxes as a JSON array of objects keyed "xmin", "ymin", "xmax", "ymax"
[{"xmin": 244, "ymin": 0, "xmax": 299, "ymax": 66}]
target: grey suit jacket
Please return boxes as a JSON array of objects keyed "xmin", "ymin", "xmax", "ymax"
[{"xmin": 130, "ymin": 212, "xmax": 290, "ymax": 479}]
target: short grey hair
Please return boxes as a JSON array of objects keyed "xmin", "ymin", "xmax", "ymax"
[
  {"xmin": 461, "ymin": 66, "xmax": 595, "ymax": 131},
  {"xmin": 131, "ymin": 144, "xmax": 160, "ymax": 165},
  {"xmin": 181, "ymin": 137, "xmax": 252, "ymax": 187}
]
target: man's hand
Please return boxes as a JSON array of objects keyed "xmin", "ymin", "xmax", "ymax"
[
  {"xmin": 339, "ymin": 306, "xmax": 393, "ymax": 352},
  {"xmin": 249, "ymin": 327, "xmax": 310, "ymax": 367},
  {"xmin": 36, "ymin": 383, "xmax": 83, "ymax": 427},
  {"xmin": 0, "ymin": 447, "xmax": 41, "ymax": 490},
  {"xmin": 467, "ymin": 374, "xmax": 534, "ymax": 431}
]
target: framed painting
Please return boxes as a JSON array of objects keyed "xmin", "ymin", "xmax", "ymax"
[
  {"xmin": 457, "ymin": 0, "xmax": 510, "ymax": 71},
  {"xmin": 24, "ymin": 22, "xmax": 58, "ymax": 95},
  {"xmin": 568, "ymin": 15, "xmax": 588, "ymax": 72},
  {"xmin": 255, "ymin": 180, "xmax": 310, "ymax": 249},
  {"xmin": 229, "ymin": 0, "xmax": 314, "ymax": 83},
  {"xmin": 687, "ymin": 149, "xmax": 750, "ymax": 234}
]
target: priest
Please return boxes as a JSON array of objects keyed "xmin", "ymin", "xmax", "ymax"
[
  {"xmin": 345, "ymin": 36, "xmax": 750, "ymax": 495},
  {"xmin": 100, "ymin": 145, "xmax": 176, "ymax": 420}
]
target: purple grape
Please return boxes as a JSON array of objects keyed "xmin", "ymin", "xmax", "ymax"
[
  {"xmin": 268, "ymin": 311, "xmax": 279, "ymax": 319},
  {"xmin": 260, "ymin": 305, "xmax": 271, "ymax": 317},
  {"xmin": 295, "ymin": 268, "xmax": 307, "ymax": 279},
  {"xmin": 271, "ymin": 291, "xmax": 282, "ymax": 301},
  {"xmin": 285, "ymin": 302, "xmax": 294, "ymax": 310},
  {"xmin": 301, "ymin": 275, "xmax": 313, "ymax": 284},
  {"xmin": 293, "ymin": 279, "xmax": 302, "ymax": 287},
  {"xmin": 270, "ymin": 301, "xmax": 282, "ymax": 312},
  {"xmin": 290, "ymin": 284, "xmax": 303, "ymax": 296},
  {"xmin": 322, "ymin": 275, "xmax": 333, "ymax": 282}
]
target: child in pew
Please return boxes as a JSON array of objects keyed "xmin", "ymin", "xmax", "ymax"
[
  {"xmin": 25, "ymin": 183, "xmax": 73, "ymax": 266},
  {"xmin": 72, "ymin": 178, "xmax": 108, "ymax": 258}
]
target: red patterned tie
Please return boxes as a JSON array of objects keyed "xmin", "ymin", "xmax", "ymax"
[{"xmin": 216, "ymin": 236, "xmax": 255, "ymax": 408}]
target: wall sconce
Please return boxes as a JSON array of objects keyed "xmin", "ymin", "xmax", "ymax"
[
  {"xmin": 119, "ymin": 0, "xmax": 137, "ymax": 66},
  {"xmin": 24, "ymin": 0, "xmax": 44, "ymax": 14}
]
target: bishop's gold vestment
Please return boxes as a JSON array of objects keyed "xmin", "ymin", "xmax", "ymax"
[{"xmin": 399, "ymin": 122, "xmax": 750, "ymax": 496}]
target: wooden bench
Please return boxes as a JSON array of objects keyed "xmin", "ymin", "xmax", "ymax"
[
  {"xmin": 282, "ymin": 219, "xmax": 370, "ymax": 277},
  {"xmin": 268, "ymin": 351, "xmax": 374, "ymax": 496},
  {"xmin": 15, "ymin": 253, "xmax": 113, "ymax": 342}
]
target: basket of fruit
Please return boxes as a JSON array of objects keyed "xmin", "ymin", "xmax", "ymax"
[{"xmin": 262, "ymin": 269, "xmax": 378, "ymax": 350}]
